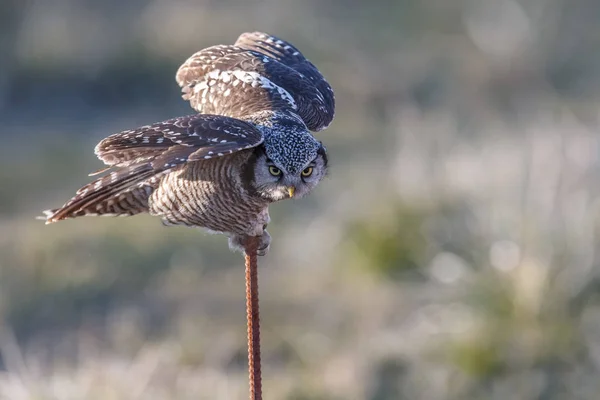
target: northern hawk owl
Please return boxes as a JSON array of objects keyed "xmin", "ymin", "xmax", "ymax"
[{"xmin": 42, "ymin": 32, "xmax": 335, "ymax": 255}]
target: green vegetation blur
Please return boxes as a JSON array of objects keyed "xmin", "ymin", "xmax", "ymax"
[{"xmin": 2, "ymin": 0, "xmax": 600, "ymax": 398}]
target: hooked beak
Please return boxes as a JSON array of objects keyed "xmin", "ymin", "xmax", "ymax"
[{"xmin": 287, "ymin": 186, "xmax": 295, "ymax": 198}]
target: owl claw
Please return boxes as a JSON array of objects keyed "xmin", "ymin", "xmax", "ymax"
[
  {"xmin": 229, "ymin": 230, "xmax": 271, "ymax": 256},
  {"xmin": 257, "ymin": 230, "xmax": 271, "ymax": 256}
]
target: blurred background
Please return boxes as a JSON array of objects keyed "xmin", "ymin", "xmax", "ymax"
[{"xmin": 2, "ymin": 0, "xmax": 600, "ymax": 398}]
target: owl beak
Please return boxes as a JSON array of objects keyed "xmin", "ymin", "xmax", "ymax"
[{"xmin": 287, "ymin": 186, "xmax": 296, "ymax": 198}]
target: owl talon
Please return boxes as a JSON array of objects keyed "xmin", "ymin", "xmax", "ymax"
[
  {"xmin": 257, "ymin": 230, "xmax": 271, "ymax": 256},
  {"xmin": 228, "ymin": 230, "xmax": 271, "ymax": 256}
]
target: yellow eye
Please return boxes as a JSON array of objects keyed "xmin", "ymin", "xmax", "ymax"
[
  {"xmin": 269, "ymin": 166, "xmax": 282, "ymax": 176},
  {"xmin": 301, "ymin": 167, "xmax": 314, "ymax": 177}
]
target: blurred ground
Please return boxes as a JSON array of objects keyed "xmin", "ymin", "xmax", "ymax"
[{"xmin": 2, "ymin": 0, "xmax": 600, "ymax": 399}]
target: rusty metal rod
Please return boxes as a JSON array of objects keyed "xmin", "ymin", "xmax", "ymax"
[{"xmin": 244, "ymin": 236, "xmax": 262, "ymax": 400}]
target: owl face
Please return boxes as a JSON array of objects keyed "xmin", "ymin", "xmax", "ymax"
[{"xmin": 251, "ymin": 147, "xmax": 328, "ymax": 202}]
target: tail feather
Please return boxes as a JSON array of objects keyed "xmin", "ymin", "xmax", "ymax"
[{"xmin": 43, "ymin": 164, "xmax": 162, "ymax": 224}]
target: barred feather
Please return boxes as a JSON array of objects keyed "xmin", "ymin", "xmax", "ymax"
[{"xmin": 44, "ymin": 164, "xmax": 157, "ymax": 223}]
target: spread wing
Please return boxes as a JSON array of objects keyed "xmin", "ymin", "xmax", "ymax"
[
  {"xmin": 176, "ymin": 32, "xmax": 335, "ymax": 131},
  {"xmin": 95, "ymin": 114, "xmax": 264, "ymax": 169},
  {"xmin": 235, "ymin": 31, "xmax": 335, "ymax": 129},
  {"xmin": 42, "ymin": 114, "xmax": 263, "ymax": 223}
]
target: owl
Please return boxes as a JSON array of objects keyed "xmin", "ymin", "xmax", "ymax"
[{"xmin": 42, "ymin": 32, "xmax": 335, "ymax": 255}]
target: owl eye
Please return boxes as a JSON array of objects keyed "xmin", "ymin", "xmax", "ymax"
[
  {"xmin": 301, "ymin": 167, "xmax": 314, "ymax": 177},
  {"xmin": 269, "ymin": 166, "xmax": 282, "ymax": 176}
]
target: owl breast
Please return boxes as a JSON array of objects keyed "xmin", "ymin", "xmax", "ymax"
[{"xmin": 148, "ymin": 150, "xmax": 268, "ymax": 236}]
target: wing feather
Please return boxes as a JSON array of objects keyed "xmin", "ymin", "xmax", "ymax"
[
  {"xmin": 44, "ymin": 164, "xmax": 156, "ymax": 223},
  {"xmin": 43, "ymin": 114, "xmax": 264, "ymax": 224},
  {"xmin": 95, "ymin": 114, "xmax": 264, "ymax": 168},
  {"xmin": 175, "ymin": 32, "xmax": 335, "ymax": 131}
]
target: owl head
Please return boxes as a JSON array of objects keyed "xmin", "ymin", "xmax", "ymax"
[{"xmin": 249, "ymin": 139, "xmax": 328, "ymax": 202}]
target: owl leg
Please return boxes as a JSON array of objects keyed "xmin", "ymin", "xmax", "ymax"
[
  {"xmin": 228, "ymin": 229, "xmax": 271, "ymax": 256},
  {"xmin": 257, "ymin": 229, "xmax": 271, "ymax": 256},
  {"xmin": 228, "ymin": 208, "xmax": 271, "ymax": 255}
]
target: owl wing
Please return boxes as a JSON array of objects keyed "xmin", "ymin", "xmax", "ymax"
[
  {"xmin": 235, "ymin": 32, "xmax": 335, "ymax": 130},
  {"xmin": 176, "ymin": 51, "xmax": 298, "ymax": 120},
  {"xmin": 176, "ymin": 32, "xmax": 335, "ymax": 131},
  {"xmin": 44, "ymin": 114, "xmax": 263, "ymax": 223},
  {"xmin": 95, "ymin": 113, "xmax": 264, "ymax": 169}
]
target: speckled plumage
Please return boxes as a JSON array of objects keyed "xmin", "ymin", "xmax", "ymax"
[{"xmin": 42, "ymin": 32, "xmax": 335, "ymax": 254}]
